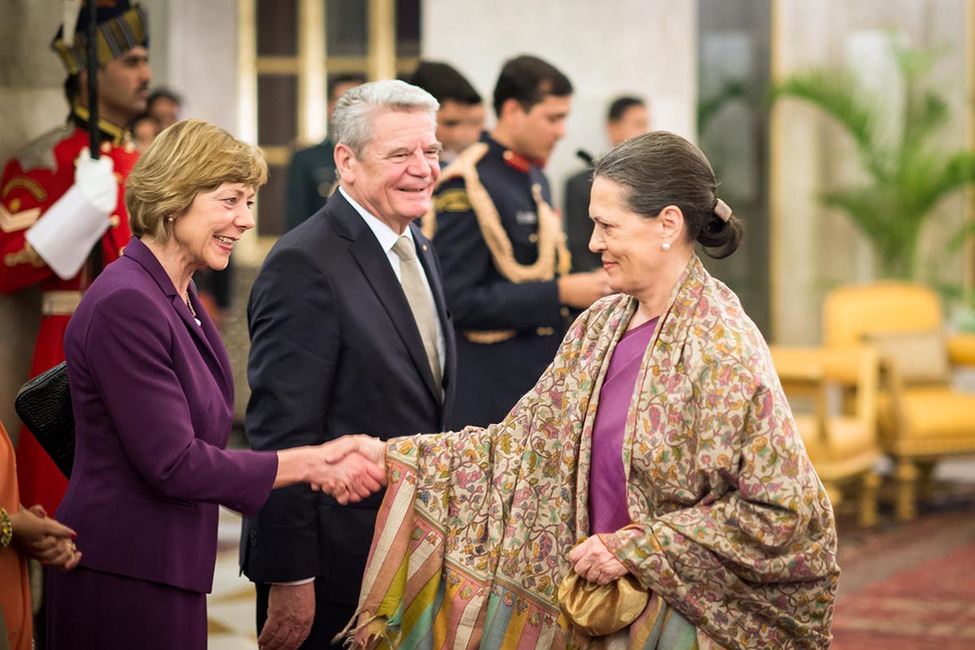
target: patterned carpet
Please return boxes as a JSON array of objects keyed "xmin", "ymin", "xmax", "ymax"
[{"xmin": 830, "ymin": 470, "xmax": 975, "ymax": 649}]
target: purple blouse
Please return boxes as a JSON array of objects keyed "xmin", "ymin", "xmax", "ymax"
[{"xmin": 588, "ymin": 316, "xmax": 658, "ymax": 534}]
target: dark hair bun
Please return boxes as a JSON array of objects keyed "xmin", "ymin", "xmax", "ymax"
[{"xmin": 697, "ymin": 213, "xmax": 743, "ymax": 259}]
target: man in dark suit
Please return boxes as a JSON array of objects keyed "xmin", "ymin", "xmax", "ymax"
[
  {"xmin": 563, "ymin": 95, "xmax": 650, "ymax": 272},
  {"xmin": 241, "ymin": 80, "xmax": 455, "ymax": 649},
  {"xmin": 284, "ymin": 73, "xmax": 366, "ymax": 231}
]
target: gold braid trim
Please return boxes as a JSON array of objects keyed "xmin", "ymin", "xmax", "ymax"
[
  {"xmin": 4, "ymin": 241, "xmax": 45, "ymax": 268},
  {"xmin": 2, "ymin": 176, "xmax": 47, "ymax": 203},
  {"xmin": 422, "ymin": 143, "xmax": 571, "ymax": 284}
]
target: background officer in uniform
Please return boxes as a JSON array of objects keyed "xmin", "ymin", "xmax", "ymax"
[
  {"xmin": 0, "ymin": 0, "xmax": 151, "ymax": 517},
  {"xmin": 424, "ymin": 54, "xmax": 606, "ymax": 429},
  {"xmin": 563, "ymin": 95, "xmax": 650, "ymax": 272},
  {"xmin": 284, "ymin": 73, "xmax": 365, "ymax": 231},
  {"xmin": 408, "ymin": 60, "xmax": 486, "ymax": 165}
]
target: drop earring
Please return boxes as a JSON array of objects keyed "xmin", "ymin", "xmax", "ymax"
[{"xmin": 661, "ymin": 242, "xmax": 671, "ymax": 251}]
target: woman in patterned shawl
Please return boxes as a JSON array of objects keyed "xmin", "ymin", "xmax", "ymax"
[{"xmin": 345, "ymin": 131, "xmax": 839, "ymax": 649}]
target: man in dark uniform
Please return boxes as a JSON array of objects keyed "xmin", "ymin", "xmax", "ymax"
[
  {"xmin": 423, "ymin": 54, "xmax": 607, "ymax": 429},
  {"xmin": 564, "ymin": 95, "xmax": 650, "ymax": 272},
  {"xmin": 284, "ymin": 73, "xmax": 365, "ymax": 231}
]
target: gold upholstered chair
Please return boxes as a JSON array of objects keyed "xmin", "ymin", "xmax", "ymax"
[
  {"xmin": 823, "ymin": 282, "xmax": 975, "ymax": 520},
  {"xmin": 770, "ymin": 345, "xmax": 883, "ymax": 527}
]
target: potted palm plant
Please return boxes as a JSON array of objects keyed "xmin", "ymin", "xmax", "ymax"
[{"xmin": 772, "ymin": 42, "xmax": 975, "ymax": 280}]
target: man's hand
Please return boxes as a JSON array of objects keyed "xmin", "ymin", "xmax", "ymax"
[
  {"xmin": 567, "ymin": 535, "xmax": 629, "ymax": 585},
  {"xmin": 558, "ymin": 270, "xmax": 611, "ymax": 310},
  {"xmin": 258, "ymin": 582, "xmax": 315, "ymax": 650}
]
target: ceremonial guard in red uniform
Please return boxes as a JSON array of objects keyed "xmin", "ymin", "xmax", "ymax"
[{"xmin": 0, "ymin": 1, "xmax": 150, "ymax": 515}]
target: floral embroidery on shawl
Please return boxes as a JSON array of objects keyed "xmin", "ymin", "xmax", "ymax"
[{"xmin": 349, "ymin": 256, "xmax": 838, "ymax": 649}]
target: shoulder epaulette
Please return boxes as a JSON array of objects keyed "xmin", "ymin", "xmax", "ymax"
[
  {"xmin": 14, "ymin": 125, "xmax": 73, "ymax": 173},
  {"xmin": 423, "ymin": 143, "xmax": 570, "ymax": 283}
]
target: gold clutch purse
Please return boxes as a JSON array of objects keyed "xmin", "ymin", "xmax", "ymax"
[{"xmin": 557, "ymin": 570, "xmax": 649, "ymax": 636}]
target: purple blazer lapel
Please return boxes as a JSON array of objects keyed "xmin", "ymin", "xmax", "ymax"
[{"xmin": 123, "ymin": 238, "xmax": 233, "ymax": 397}]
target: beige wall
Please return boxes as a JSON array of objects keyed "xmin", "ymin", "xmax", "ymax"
[
  {"xmin": 771, "ymin": 0, "xmax": 971, "ymax": 344},
  {"xmin": 421, "ymin": 0, "xmax": 699, "ymax": 210}
]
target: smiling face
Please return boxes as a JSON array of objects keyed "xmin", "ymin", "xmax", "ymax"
[
  {"xmin": 173, "ymin": 183, "xmax": 256, "ymax": 271},
  {"xmin": 335, "ymin": 108, "xmax": 441, "ymax": 232},
  {"xmin": 588, "ymin": 176, "xmax": 670, "ymax": 298}
]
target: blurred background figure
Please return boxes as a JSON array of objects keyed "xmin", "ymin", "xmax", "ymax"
[
  {"xmin": 285, "ymin": 73, "xmax": 366, "ymax": 231},
  {"xmin": 146, "ymin": 87, "xmax": 182, "ymax": 131},
  {"xmin": 129, "ymin": 113, "xmax": 156, "ymax": 153},
  {"xmin": 408, "ymin": 60, "xmax": 485, "ymax": 165},
  {"xmin": 563, "ymin": 95, "xmax": 650, "ymax": 272}
]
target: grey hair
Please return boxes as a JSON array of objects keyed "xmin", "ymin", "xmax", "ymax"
[{"xmin": 331, "ymin": 80, "xmax": 439, "ymax": 157}]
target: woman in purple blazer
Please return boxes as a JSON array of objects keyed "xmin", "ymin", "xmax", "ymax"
[{"xmin": 46, "ymin": 120, "xmax": 384, "ymax": 650}]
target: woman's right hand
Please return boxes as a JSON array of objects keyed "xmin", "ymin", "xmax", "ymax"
[{"xmin": 10, "ymin": 505, "xmax": 82, "ymax": 570}]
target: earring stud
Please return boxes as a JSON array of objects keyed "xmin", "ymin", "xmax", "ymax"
[{"xmin": 662, "ymin": 242, "xmax": 671, "ymax": 251}]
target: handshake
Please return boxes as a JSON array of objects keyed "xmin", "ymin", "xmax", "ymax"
[{"xmin": 281, "ymin": 435, "xmax": 388, "ymax": 504}]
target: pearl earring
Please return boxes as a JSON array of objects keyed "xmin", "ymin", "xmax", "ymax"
[
  {"xmin": 167, "ymin": 216, "xmax": 174, "ymax": 222},
  {"xmin": 662, "ymin": 242, "xmax": 671, "ymax": 251}
]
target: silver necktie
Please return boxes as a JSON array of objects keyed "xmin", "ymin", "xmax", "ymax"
[{"xmin": 392, "ymin": 235, "xmax": 442, "ymax": 388}]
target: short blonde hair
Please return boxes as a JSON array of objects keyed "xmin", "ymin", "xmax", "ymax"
[{"xmin": 126, "ymin": 119, "xmax": 268, "ymax": 242}]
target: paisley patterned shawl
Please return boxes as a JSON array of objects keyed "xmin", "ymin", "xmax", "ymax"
[{"xmin": 350, "ymin": 255, "xmax": 839, "ymax": 649}]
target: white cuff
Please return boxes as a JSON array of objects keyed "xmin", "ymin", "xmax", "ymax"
[
  {"xmin": 271, "ymin": 577, "xmax": 316, "ymax": 586},
  {"xmin": 26, "ymin": 185, "xmax": 111, "ymax": 280}
]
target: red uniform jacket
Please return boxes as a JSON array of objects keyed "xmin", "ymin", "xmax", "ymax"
[{"xmin": 0, "ymin": 109, "xmax": 138, "ymax": 513}]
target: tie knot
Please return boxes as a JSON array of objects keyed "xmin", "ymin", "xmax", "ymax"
[{"xmin": 392, "ymin": 235, "xmax": 417, "ymax": 261}]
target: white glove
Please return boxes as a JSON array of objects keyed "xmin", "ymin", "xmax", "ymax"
[
  {"xmin": 25, "ymin": 150, "xmax": 116, "ymax": 280},
  {"xmin": 75, "ymin": 148, "xmax": 118, "ymax": 215}
]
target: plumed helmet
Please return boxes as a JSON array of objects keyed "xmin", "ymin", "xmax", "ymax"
[{"xmin": 51, "ymin": 0, "xmax": 149, "ymax": 75}]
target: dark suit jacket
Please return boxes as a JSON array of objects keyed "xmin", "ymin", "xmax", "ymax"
[
  {"xmin": 57, "ymin": 238, "xmax": 278, "ymax": 594},
  {"xmin": 563, "ymin": 166, "xmax": 602, "ymax": 273},
  {"xmin": 285, "ymin": 140, "xmax": 338, "ymax": 231},
  {"xmin": 240, "ymin": 191, "xmax": 455, "ymax": 608}
]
